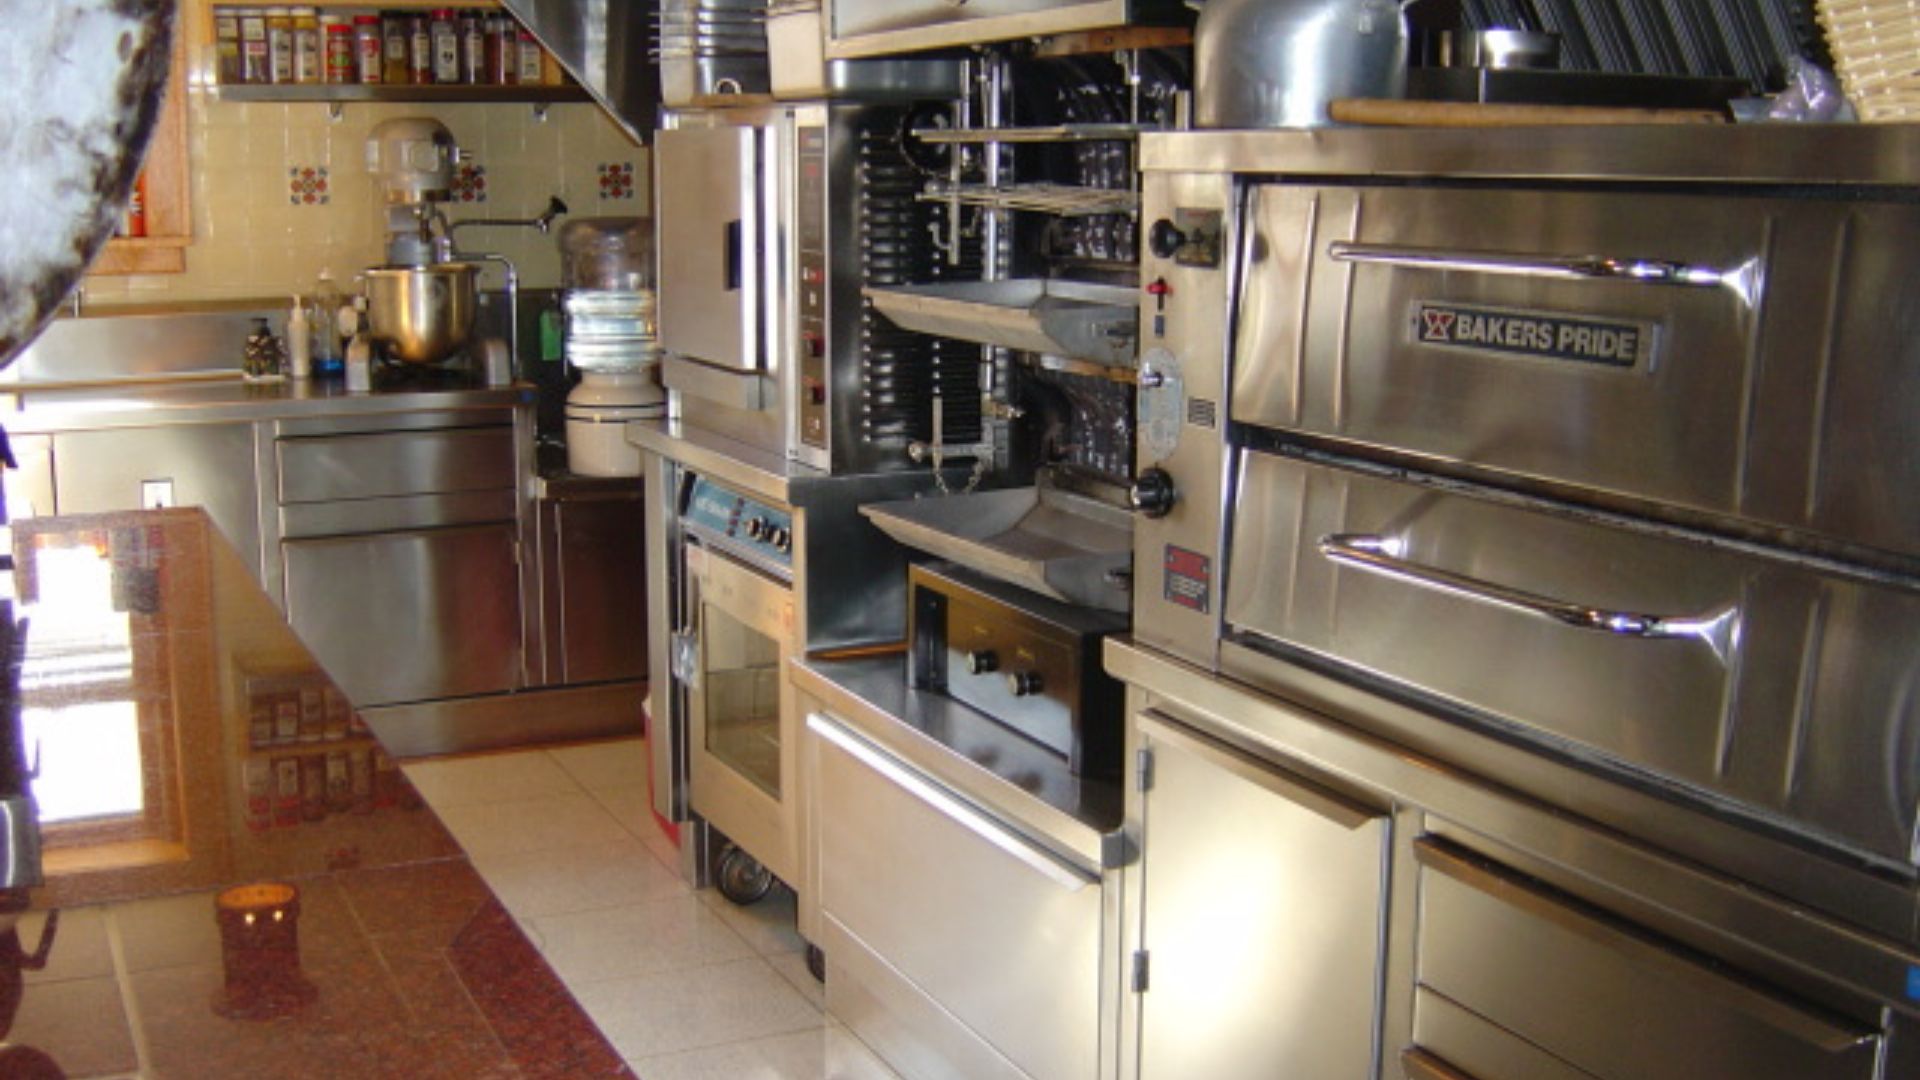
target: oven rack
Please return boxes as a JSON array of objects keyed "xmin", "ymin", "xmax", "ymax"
[
  {"xmin": 910, "ymin": 123, "xmax": 1146, "ymax": 144},
  {"xmin": 919, "ymin": 180, "xmax": 1139, "ymax": 217}
]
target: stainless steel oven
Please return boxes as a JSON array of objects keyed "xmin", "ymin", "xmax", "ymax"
[
  {"xmin": 672, "ymin": 472, "xmax": 800, "ymax": 894},
  {"xmin": 1121, "ymin": 125, "xmax": 1920, "ymax": 1077}
]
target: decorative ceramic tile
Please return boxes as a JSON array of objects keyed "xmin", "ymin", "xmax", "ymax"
[
  {"xmin": 598, "ymin": 161, "xmax": 635, "ymax": 200},
  {"xmin": 287, "ymin": 164, "xmax": 329, "ymax": 205},
  {"xmin": 452, "ymin": 162, "xmax": 488, "ymax": 203}
]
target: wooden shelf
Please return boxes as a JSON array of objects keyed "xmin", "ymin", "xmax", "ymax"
[{"xmin": 212, "ymin": 81, "xmax": 588, "ymax": 105}]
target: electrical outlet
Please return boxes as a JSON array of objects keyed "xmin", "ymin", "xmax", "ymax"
[{"xmin": 141, "ymin": 480, "xmax": 175, "ymax": 509}]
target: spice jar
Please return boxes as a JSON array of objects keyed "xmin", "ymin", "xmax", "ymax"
[
  {"xmin": 353, "ymin": 13, "xmax": 383, "ymax": 84},
  {"xmin": 240, "ymin": 8, "xmax": 270, "ymax": 84},
  {"xmin": 460, "ymin": 9, "xmax": 485, "ymax": 85},
  {"xmin": 408, "ymin": 14, "xmax": 433, "ymax": 84},
  {"xmin": 215, "ymin": 10, "xmax": 242, "ymax": 84},
  {"xmin": 490, "ymin": 14, "xmax": 517, "ymax": 84},
  {"xmin": 266, "ymin": 7, "xmax": 293, "ymax": 84},
  {"xmin": 322, "ymin": 16, "xmax": 354, "ymax": 84},
  {"xmin": 291, "ymin": 7, "xmax": 321, "ymax": 84},
  {"xmin": 516, "ymin": 26, "xmax": 542, "ymax": 85},
  {"xmin": 382, "ymin": 12, "xmax": 410, "ymax": 84},
  {"xmin": 430, "ymin": 8, "xmax": 461, "ymax": 84}
]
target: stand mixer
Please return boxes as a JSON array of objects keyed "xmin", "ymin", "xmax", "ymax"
[{"xmin": 362, "ymin": 118, "xmax": 565, "ymax": 377}]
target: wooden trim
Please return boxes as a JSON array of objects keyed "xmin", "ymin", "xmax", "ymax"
[{"xmin": 90, "ymin": 16, "xmax": 191, "ymax": 277}]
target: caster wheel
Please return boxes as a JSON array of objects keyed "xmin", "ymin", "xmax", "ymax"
[
  {"xmin": 714, "ymin": 844, "xmax": 773, "ymax": 906},
  {"xmin": 805, "ymin": 942, "xmax": 826, "ymax": 983}
]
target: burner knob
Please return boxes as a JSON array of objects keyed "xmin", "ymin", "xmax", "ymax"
[
  {"xmin": 1130, "ymin": 468, "xmax": 1177, "ymax": 518},
  {"xmin": 1148, "ymin": 218, "xmax": 1187, "ymax": 260},
  {"xmin": 770, "ymin": 526, "xmax": 791, "ymax": 551},
  {"xmin": 746, "ymin": 517, "xmax": 767, "ymax": 540},
  {"xmin": 966, "ymin": 650, "xmax": 999, "ymax": 675},
  {"xmin": 1005, "ymin": 671, "xmax": 1043, "ymax": 697}
]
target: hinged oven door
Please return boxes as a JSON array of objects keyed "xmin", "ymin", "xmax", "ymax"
[{"xmin": 656, "ymin": 123, "xmax": 766, "ymax": 375}]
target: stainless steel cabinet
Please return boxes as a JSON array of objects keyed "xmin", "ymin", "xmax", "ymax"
[
  {"xmin": 534, "ymin": 487, "xmax": 647, "ymax": 686},
  {"xmin": 809, "ymin": 711, "xmax": 1105, "ymax": 1080},
  {"xmin": 51, "ymin": 424, "xmax": 262, "ymax": 575},
  {"xmin": 272, "ymin": 412, "xmax": 525, "ymax": 711},
  {"xmin": 1130, "ymin": 709, "xmax": 1390, "ymax": 1080}
]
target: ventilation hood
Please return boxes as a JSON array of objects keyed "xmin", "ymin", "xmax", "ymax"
[{"xmin": 501, "ymin": 0, "xmax": 660, "ymax": 143}]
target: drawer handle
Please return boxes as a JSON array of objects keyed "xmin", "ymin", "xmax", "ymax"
[
  {"xmin": 1328, "ymin": 240, "xmax": 1743, "ymax": 293},
  {"xmin": 1319, "ymin": 533, "xmax": 1736, "ymax": 652},
  {"xmin": 807, "ymin": 713, "xmax": 1097, "ymax": 892},
  {"xmin": 1414, "ymin": 838, "xmax": 1877, "ymax": 1055}
]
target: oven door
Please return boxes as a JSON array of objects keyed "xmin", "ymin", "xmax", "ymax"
[
  {"xmin": 682, "ymin": 539, "xmax": 798, "ymax": 885},
  {"xmin": 1220, "ymin": 446, "xmax": 1920, "ymax": 873},
  {"xmin": 656, "ymin": 122, "xmax": 769, "ymax": 376}
]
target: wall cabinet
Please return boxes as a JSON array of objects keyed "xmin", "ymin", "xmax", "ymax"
[{"xmin": 90, "ymin": 16, "xmax": 191, "ymax": 276}]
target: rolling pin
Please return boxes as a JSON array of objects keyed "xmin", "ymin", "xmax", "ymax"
[{"xmin": 1330, "ymin": 98, "xmax": 1729, "ymax": 127}]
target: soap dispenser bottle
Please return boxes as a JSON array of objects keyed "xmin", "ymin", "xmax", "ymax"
[{"xmin": 288, "ymin": 295, "xmax": 313, "ymax": 379}]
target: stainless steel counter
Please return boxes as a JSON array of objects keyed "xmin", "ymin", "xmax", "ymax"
[
  {"xmin": 625, "ymin": 417, "xmax": 817, "ymax": 506},
  {"xmin": 3, "ymin": 377, "xmax": 531, "ymax": 433},
  {"xmin": 792, "ymin": 654, "xmax": 1124, "ymax": 872},
  {"xmin": 1141, "ymin": 124, "xmax": 1920, "ymax": 185}
]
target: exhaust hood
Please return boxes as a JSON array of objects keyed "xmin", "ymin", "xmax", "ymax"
[{"xmin": 501, "ymin": 0, "xmax": 660, "ymax": 143}]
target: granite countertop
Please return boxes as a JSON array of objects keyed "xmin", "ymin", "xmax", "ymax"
[{"xmin": 0, "ymin": 508, "xmax": 629, "ymax": 1078}]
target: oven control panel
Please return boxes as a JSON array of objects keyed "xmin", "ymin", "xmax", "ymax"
[
  {"xmin": 682, "ymin": 475, "xmax": 793, "ymax": 573},
  {"xmin": 795, "ymin": 124, "xmax": 830, "ymax": 457}
]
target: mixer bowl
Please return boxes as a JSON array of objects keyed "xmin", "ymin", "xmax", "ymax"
[{"xmin": 364, "ymin": 264, "xmax": 477, "ymax": 364}]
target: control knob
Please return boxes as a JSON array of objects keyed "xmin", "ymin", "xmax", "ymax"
[
  {"xmin": 965, "ymin": 650, "xmax": 999, "ymax": 675},
  {"xmin": 1005, "ymin": 671, "xmax": 1043, "ymax": 697},
  {"xmin": 745, "ymin": 517, "xmax": 767, "ymax": 540},
  {"xmin": 769, "ymin": 526, "xmax": 791, "ymax": 552},
  {"xmin": 1129, "ymin": 467, "xmax": 1177, "ymax": 518},
  {"xmin": 1148, "ymin": 218, "xmax": 1187, "ymax": 260}
]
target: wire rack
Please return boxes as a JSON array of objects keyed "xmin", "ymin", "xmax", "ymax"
[{"xmin": 918, "ymin": 181, "xmax": 1139, "ymax": 217}]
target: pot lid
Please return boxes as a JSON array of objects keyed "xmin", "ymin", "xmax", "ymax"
[{"xmin": 0, "ymin": 0, "xmax": 176, "ymax": 369}]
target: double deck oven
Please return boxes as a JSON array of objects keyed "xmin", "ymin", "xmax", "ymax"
[{"xmin": 1127, "ymin": 127, "xmax": 1920, "ymax": 1078}]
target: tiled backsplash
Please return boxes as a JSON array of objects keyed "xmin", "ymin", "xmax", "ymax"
[{"xmin": 82, "ymin": 60, "xmax": 647, "ymax": 309}]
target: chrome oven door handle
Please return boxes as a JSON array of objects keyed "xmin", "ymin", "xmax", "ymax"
[
  {"xmin": 1327, "ymin": 240, "xmax": 1733, "ymax": 289},
  {"xmin": 1318, "ymin": 533, "xmax": 1731, "ymax": 643}
]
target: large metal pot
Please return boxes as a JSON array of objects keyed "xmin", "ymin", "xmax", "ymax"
[
  {"xmin": 364, "ymin": 264, "xmax": 477, "ymax": 364},
  {"xmin": 1195, "ymin": 0, "xmax": 1413, "ymax": 128}
]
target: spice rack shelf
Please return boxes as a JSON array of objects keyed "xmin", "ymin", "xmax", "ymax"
[{"xmin": 211, "ymin": 83, "xmax": 589, "ymax": 104}]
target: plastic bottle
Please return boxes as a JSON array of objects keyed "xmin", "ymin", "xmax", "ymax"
[
  {"xmin": 344, "ymin": 333, "xmax": 373, "ymax": 392},
  {"xmin": 312, "ymin": 271, "xmax": 344, "ymax": 376},
  {"xmin": 288, "ymin": 295, "xmax": 313, "ymax": 379}
]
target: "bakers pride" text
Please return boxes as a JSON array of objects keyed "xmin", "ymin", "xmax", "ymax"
[{"xmin": 1411, "ymin": 302, "xmax": 1653, "ymax": 369}]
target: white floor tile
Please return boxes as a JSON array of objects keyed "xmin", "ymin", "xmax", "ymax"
[
  {"xmin": 433, "ymin": 792, "xmax": 631, "ymax": 858},
  {"xmin": 700, "ymin": 882, "xmax": 807, "ymax": 957},
  {"xmin": 547, "ymin": 738, "xmax": 649, "ymax": 795},
  {"xmin": 573, "ymin": 956, "xmax": 822, "ymax": 1060},
  {"xmin": 530, "ymin": 893, "xmax": 756, "ymax": 985},
  {"xmin": 470, "ymin": 835, "xmax": 688, "ymax": 918},
  {"xmin": 592, "ymin": 783, "xmax": 688, "ymax": 869},
  {"xmin": 403, "ymin": 750, "xmax": 581, "ymax": 811},
  {"xmin": 630, "ymin": 1027, "xmax": 833, "ymax": 1080},
  {"xmin": 825, "ymin": 1021, "xmax": 907, "ymax": 1080},
  {"xmin": 766, "ymin": 949, "xmax": 825, "ymax": 1011}
]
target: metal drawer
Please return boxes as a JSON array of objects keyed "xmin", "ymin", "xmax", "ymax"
[
  {"xmin": 1410, "ymin": 837, "xmax": 1883, "ymax": 1080},
  {"xmin": 810, "ymin": 712, "xmax": 1102, "ymax": 1080},
  {"xmin": 1222, "ymin": 448, "xmax": 1920, "ymax": 869},
  {"xmin": 1232, "ymin": 184, "xmax": 1920, "ymax": 564},
  {"xmin": 276, "ymin": 425, "xmax": 515, "ymax": 503}
]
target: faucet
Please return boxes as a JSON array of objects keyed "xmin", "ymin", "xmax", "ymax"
[{"xmin": 445, "ymin": 195, "xmax": 568, "ymax": 248}]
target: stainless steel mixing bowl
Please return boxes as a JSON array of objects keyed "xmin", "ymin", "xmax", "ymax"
[{"xmin": 363, "ymin": 263, "xmax": 477, "ymax": 364}]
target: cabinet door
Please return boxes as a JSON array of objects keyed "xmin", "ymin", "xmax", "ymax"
[
  {"xmin": 551, "ymin": 497, "xmax": 647, "ymax": 683},
  {"xmin": 282, "ymin": 522, "xmax": 521, "ymax": 707},
  {"xmin": 1135, "ymin": 710, "xmax": 1389, "ymax": 1080}
]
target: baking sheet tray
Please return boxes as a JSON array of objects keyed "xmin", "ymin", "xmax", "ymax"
[
  {"xmin": 861, "ymin": 485, "xmax": 1133, "ymax": 613},
  {"xmin": 865, "ymin": 279, "xmax": 1140, "ymax": 367}
]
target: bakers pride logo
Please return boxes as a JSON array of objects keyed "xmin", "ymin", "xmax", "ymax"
[{"xmin": 1412, "ymin": 302, "xmax": 1656, "ymax": 370}]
